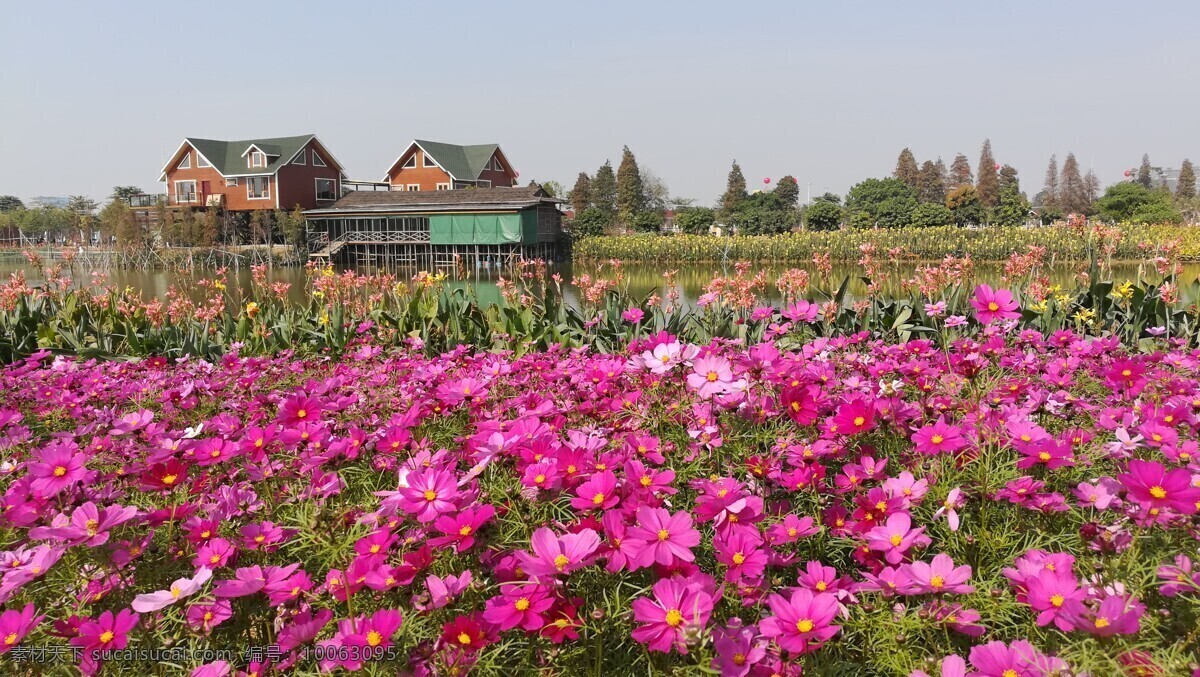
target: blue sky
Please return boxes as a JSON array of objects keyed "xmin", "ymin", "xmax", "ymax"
[{"xmin": 1, "ymin": 1, "xmax": 1196, "ymax": 204}]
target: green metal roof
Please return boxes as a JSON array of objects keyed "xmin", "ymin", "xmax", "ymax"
[
  {"xmin": 414, "ymin": 140, "xmax": 500, "ymax": 180},
  {"xmin": 182, "ymin": 135, "xmax": 315, "ymax": 176}
]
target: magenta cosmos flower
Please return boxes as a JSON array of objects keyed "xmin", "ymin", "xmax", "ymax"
[
  {"xmin": 866, "ymin": 512, "xmax": 928, "ymax": 564},
  {"xmin": 970, "ymin": 284, "xmax": 1021, "ymax": 324},
  {"xmin": 631, "ymin": 578, "xmax": 713, "ymax": 654},
  {"xmin": 1024, "ymin": 569, "xmax": 1086, "ymax": 631},
  {"xmin": 758, "ymin": 588, "xmax": 840, "ymax": 655},
  {"xmin": 70, "ymin": 608, "xmax": 139, "ymax": 653},
  {"xmin": 517, "ymin": 527, "xmax": 600, "ymax": 579},
  {"xmin": 968, "ymin": 640, "xmax": 1068, "ymax": 676},
  {"xmin": 911, "ymin": 417, "xmax": 967, "ymax": 456},
  {"xmin": 899, "ymin": 554, "xmax": 974, "ymax": 595},
  {"xmin": 831, "ymin": 396, "xmax": 876, "ymax": 436},
  {"xmin": 483, "ymin": 583, "xmax": 554, "ymax": 632},
  {"xmin": 28, "ymin": 441, "xmax": 86, "ymax": 498},
  {"xmin": 1117, "ymin": 459, "xmax": 1199, "ymax": 515},
  {"xmin": 0, "ymin": 603, "xmax": 43, "ymax": 654},
  {"xmin": 395, "ymin": 466, "xmax": 460, "ymax": 523},
  {"xmin": 625, "ymin": 507, "xmax": 701, "ymax": 569}
]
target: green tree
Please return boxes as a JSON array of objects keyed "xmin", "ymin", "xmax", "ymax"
[
  {"xmin": 993, "ymin": 180, "xmax": 1031, "ymax": 227},
  {"xmin": 569, "ymin": 172, "xmax": 592, "ymax": 215},
  {"xmin": 1177, "ymin": 159, "xmax": 1196, "ymax": 200},
  {"xmin": 845, "ymin": 177, "xmax": 918, "ymax": 229},
  {"xmin": 1059, "ymin": 153, "xmax": 1089, "ymax": 215},
  {"xmin": 719, "ymin": 160, "xmax": 747, "ymax": 219},
  {"xmin": 674, "ymin": 206, "xmax": 715, "ymax": 234},
  {"xmin": 67, "ymin": 195, "xmax": 98, "ymax": 214},
  {"xmin": 976, "ymin": 139, "xmax": 999, "ymax": 208},
  {"xmin": 1095, "ymin": 182, "xmax": 1181, "ymax": 223},
  {"xmin": 0, "ymin": 195, "xmax": 25, "ymax": 212},
  {"xmin": 948, "ymin": 154, "xmax": 973, "ymax": 189},
  {"xmin": 804, "ymin": 200, "xmax": 844, "ymax": 231},
  {"xmin": 1041, "ymin": 155, "xmax": 1059, "ymax": 211},
  {"xmin": 540, "ymin": 180, "xmax": 564, "ymax": 198},
  {"xmin": 774, "ymin": 175, "xmax": 800, "ymax": 208},
  {"xmin": 615, "ymin": 146, "xmax": 644, "ymax": 226},
  {"xmin": 570, "ymin": 207, "xmax": 610, "ymax": 237},
  {"xmin": 1137, "ymin": 153, "xmax": 1153, "ymax": 189},
  {"xmin": 893, "ymin": 148, "xmax": 920, "ymax": 190},
  {"xmin": 909, "ymin": 202, "xmax": 953, "ymax": 228},
  {"xmin": 917, "ymin": 160, "xmax": 945, "ymax": 204},
  {"xmin": 591, "ymin": 161, "xmax": 616, "ymax": 216},
  {"xmin": 730, "ymin": 192, "xmax": 796, "ymax": 234},
  {"xmin": 99, "ymin": 199, "xmax": 148, "ymax": 249},
  {"xmin": 110, "ymin": 186, "xmax": 143, "ymax": 201},
  {"xmin": 631, "ymin": 210, "xmax": 663, "ymax": 233},
  {"xmin": 946, "ymin": 185, "xmax": 984, "ymax": 226}
]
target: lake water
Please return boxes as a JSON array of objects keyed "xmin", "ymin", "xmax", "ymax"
[{"xmin": 1, "ymin": 258, "xmax": 1194, "ymax": 309}]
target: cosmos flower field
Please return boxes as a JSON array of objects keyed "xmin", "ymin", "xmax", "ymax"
[{"xmin": 1, "ymin": 284, "xmax": 1200, "ymax": 676}]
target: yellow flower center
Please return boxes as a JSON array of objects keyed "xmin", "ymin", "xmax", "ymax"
[
  {"xmin": 553, "ymin": 554, "xmax": 569, "ymax": 571},
  {"xmin": 732, "ymin": 552, "xmax": 745, "ymax": 565},
  {"xmin": 1150, "ymin": 486, "xmax": 1167, "ymax": 499},
  {"xmin": 706, "ymin": 371, "xmax": 719, "ymax": 382},
  {"xmin": 162, "ymin": 474, "xmax": 177, "ymax": 485},
  {"xmin": 53, "ymin": 466, "xmax": 67, "ymax": 477},
  {"xmin": 657, "ymin": 529, "xmax": 670, "ymax": 541},
  {"xmin": 665, "ymin": 609, "xmax": 683, "ymax": 627},
  {"xmin": 1050, "ymin": 594, "xmax": 1064, "ymax": 607},
  {"xmin": 592, "ymin": 492, "xmax": 605, "ymax": 505},
  {"xmin": 796, "ymin": 619, "xmax": 814, "ymax": 633},
  {"xmin": 99, "ymin": 631, "xmax": 114, "ymax": 644},
  {"xmin": 987, "ymin": 302, "xmax": 999, "ymax": 312},
  {"xmin": 640, "ymin": 475, "xmax": 653, "ymax": 487},
  {"xmin": 733, "ymin": 652, "xmax": 746, "ymax": 665},
  {"xmin": 1094, "ymin": 617, "xmax": 1110, "ymax": 628},
  {"xmin": 815, "ymin": 581, "xmax": 827, "ymax": 591},
  {"xmin": 170, "ymin": 586, "xmax": 182, "ymax": 598},
  {"xmin": 296, "ymin": 409, "xmax": 306, "ymax": 419},
  {"xmin": 515, "ymin": 598, "xmax": 530, "ymax": 611},
  {"xmin": 853, "ymin": 416, "xmax": 865, "ymax": 427},
  {"xmin": 457, "ymin": 632, "xmax": 472, "ymax": 645},
  {"xmin": 534, "ymin": 474, "xmax": 546, "ymax": 484},
  {"xmin": 459, "ymin": 525, "xmax": 472, "ymax": 536},
  {"xmin": 889, "ymin": 534, "xmax": 903, "ymax": 546},
  {"xmin": 424, "ymin": 490, "xmax": 437, "ymax": 501},
  {"xmin": 929, "ymin": 576, "xmax": 944, "ymax": 589},
  {"xmin": 4, "ymin": 633, "xmax": 17, "ymax": 645},
  {"xmin": 1038, "ymin": 452, "xmax": 1051, "ymax": 461}
]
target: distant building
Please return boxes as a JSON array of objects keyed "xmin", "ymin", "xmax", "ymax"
[
  {"xmin": 157, "ymin": 135, "xmax": 347, "ymax": 212},
  {"xmin": 382, "ymin": 140, "xmax": 517, "ymax": 191},
  {"xmin": 27, "ymin": 196, "xmax": 70, "ymax": 209},
  {"xmin": 1142, "ymin": 167, "xmax": 1186, "ymax": 193},
  {"xmin": 305, "ymin": 184, "xmax": 561, "ymax": 268}
]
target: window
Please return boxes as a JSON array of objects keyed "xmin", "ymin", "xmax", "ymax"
[
  {"xmin": 315, "ymin": 178, "xmax": 337, "ymax": 202},
  {"xmin": 490, "ymin": 157, "xmax": 501, "ymax": 171},
  {"xmin": 178, "ymin": 153, "xmax": 191, "ymax": 170},
  {"xmin": 225, "ymin": 178, "xmax": 238, "ymax": 187},
  {"xmin": 436, "ymin": 183, "xmax": 450, "ymax": 191},
  {"xmin": 402, "ymin": 155, "xmax": 416, "ymax": 169},
  {"xmin": 478, "ymin": 179, "xmax": 492, "ymax": 188},
  {"xmin": 423, "ymin": 153, "xmax": 438, "ymax": 168},
  {"xmin": 292, "ymin": 151, "xmax": 306, "ymax": 166},
  {"xmin": 407, "ymin": 184, "xmax": 420, "ymax": 191},
  {"xmin": 174, "ymin": 180, "xmax": 197, "ymax": 203},
  {"xmin": 312, "ymin": 152, "xmax": 327, "ymax": 167},
  {"xmin": 247, "ymin": 176, "xmax": 270, "ymax": 200},
  {"xmin": 197, "ymin": 154, "xmax": 211, "ymax": 168},
  {"xmin": 250, "ymin": 151, "xmax": 266, "ymax": 168}
]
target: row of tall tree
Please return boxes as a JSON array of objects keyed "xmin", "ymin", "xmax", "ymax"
[{"xmin": 568, "ymin": 147, "xmax": 671, "ymax": 236}]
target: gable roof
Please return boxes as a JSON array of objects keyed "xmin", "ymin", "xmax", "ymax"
[
  {"xmin": 159, "ymin": 135, "xmax": 345, "ymax": 180},
  {"xmin": 306, "ymin": 184, "xmax": 559, "ymax": 216},
  {"xmin": 384, "ymin": 140, "xmax": 508, "ymax": 181}
]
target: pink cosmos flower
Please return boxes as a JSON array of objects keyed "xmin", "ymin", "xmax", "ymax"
[
  {"xmin": 831, "ymin": 396, "xmax": 875, "ymax": 436},
  {"xmin": 970, "ymin": 284, "xmax": 1020, "ymax": 324},
  {"xmin": 766, "ymin": 514, "xmax": 818, "ymax": 545},
  {"xmin": 213, "ymin": 565, "xmax": 270, "ymax": 598},
  {"xmin": 1118, "ymin": 459, "xmax": 1199, "ymax": 515},
  {"xmin": 758, "ymin": 588, "xmax": 840, "ymax": 655},
  {"xmin": 911, "ymin": 417, "xmax": 966, "ymax": 456},
  {"xmin": 622, "ymin": 308, "xmax": 645, "ymax": 323},
  {"xmin": 712, "ymin": 624, "xmax": 767, "ymax": 676},
  {"xmin": 899, "ymin": 554, "xmax": 974, "ymax": 595},
  {"xmin": 131, "ymin": 567, "xmax": 213, "ymax": 612},
  {"xmin": 1073, "ymin": 594, "xmax": 1144, "ymax": 636},
  {"xmin": 910, "ymin": 655, "xmax": 966, "ymax": 677},
  {"xmin": 185, "ymin": 599, "xmax": 232, "ymax": 635},
  {"xmin": 29, "ymin": 502, "xmax": 138, "ymax": 547},
  {"xmin": 1157, "ymin": 555, "xmax": 1200, "ymax": 597},
  {"xmin": 483, "ymin": 583, "xmax": 554, "ymax": 632},
  {"xmin": 625, "ymin": 507, "xmax": 701, "ymax": 569},
  {"xmin": 782, "ymin": 300, "xmax": 820, "ymax": 323},
  {"xmin": 631, "ymin": 578, "xmax": 714, "ymax": 654},
  {"xmin": 571, "ymin": 470, "xmax": 620, "ymax": 511},
  {"xmin": 968, "ymin": 640, "xmax": 1067, "ymax": 676},
  {"xmin": 420, "ymin": 571, "xmax": 473, "ymax": 611},
  {"xmin": 394, "ymin": 466, "xmax": 460, "ymax": 523},
  {"xmin": 714, "ymin": 528, "xmax": 767, "ymax": 581},
  {"xmin": 1024, "ymin": 569, "xmax": 1085, "ymax": 631},
  {"xmin": 1016, "ymin": 438, "xmax": 1075, "ymax": 470},
  {"xmin": 430, "ymin": 505, "xmax": 495, "ymax": 552},
  {"xmin": 343, "ymin": 609, "xmax": 404, "ymax": 654},
  {"xmin": 1074, "ymin": 479, "xmax": 1121, "ymax": 510},
  {"xmin": 866, "ymin": 512, "xmax": 928, "ymax": 564},
  {"xmin": 0, "ymin": 603, "xmax": 43, "ymax": 654},
  {"xmin": 28, "ymin": 441, "xmax": 86, "ymax": 498},
  {"xmin": 687, "ymin": 355, "xmax": 736, "ymax": 398},
  {"xmin": 517, "ymin": 527, "xmax": 600, "ymax": 579},
  {"xmin": 278, "ymin": 394, "xmax": 322, "ymax": 425},
  {"xmin": 70, "ymin": 608, "xmax": 139, "ymax": 654}
]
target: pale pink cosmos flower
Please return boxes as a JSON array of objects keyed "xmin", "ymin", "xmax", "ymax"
[
  {"xmin": 516, "ymin": 527, "xmax": 600, "ymax": 579},
  {"xmin": 933, "ymin": 488, "xmax": 964, "ymax": 531},
  {"xmin": 132, "ymin": 567, "xmax": 213, "ymax": 612},
  {"xmin": 687, "ymin": 355, "xmax": 737, "ymax": 398}
]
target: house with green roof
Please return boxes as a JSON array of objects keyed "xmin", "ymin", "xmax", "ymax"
[
  {"xmin": 382, "ymin": 140, "xmax": 517, "ymax": 191},
  {"xmin": 156, "ymin": 135, "xmax": 347, "ymax": 212}
]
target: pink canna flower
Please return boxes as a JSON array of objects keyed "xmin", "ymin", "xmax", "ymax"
[
  {"xmin": 517, "ymin": 527, "xmax": 600, "ymax": 579},
  {"xmin": 758, "ymin": 588, "xmax": 840, "ymax": 655},
  {"xmin": 0, "ymin": 603, "xmax": 43, "ymax": 654},
  {"xmin": 970, "ymin": 284, "xmax": 1021, "ymax": 324},
  {"xmin": 131, "ymin": 567, "xmax": 213, "ymax": 612},
  {"xmin": 899, "ymin": 554, "xmax": 974, "ymax": 595},
  {"xmin": 28, "ymin": 441, "xmax": 86, "ymax": 498},
  {"xmin": 624, "ymin": 507, "xmax": 701, "ymax": 569},
  {"xmin": 630, "ymin": 577, "xmax": 713, "ymax": 654},
  {"xmin": 483, "ymin": 583, "xmax": 554, "ymax": 632},
  {"xmin": 866, "ymin": 512, "xmax": 928, "ymax": 564}
]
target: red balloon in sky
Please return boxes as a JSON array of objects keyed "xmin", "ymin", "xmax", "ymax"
[
  {"xmin": 1124, "ymin": 170, "xmax": 1132, "ymax": 177},
  {"xmin": 994, "ymin": 163, "xmax": 1001, "ymax": 170},
  {"xmin": 763, "ymin": 177, "xmax": 771, "ymax": 184}
]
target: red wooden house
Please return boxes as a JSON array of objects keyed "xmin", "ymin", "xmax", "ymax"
[
  {"xmin": 157, "ymin": 135, "xmax": 346, "ymax": 212},
  {"xmin": 381, "ymin": 140, "xmax": 517, "ymax": 191}
]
